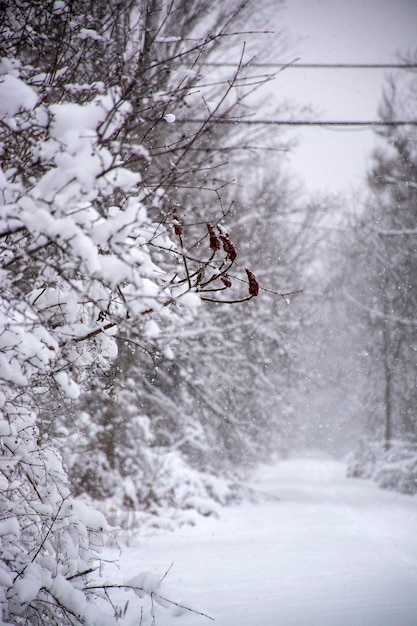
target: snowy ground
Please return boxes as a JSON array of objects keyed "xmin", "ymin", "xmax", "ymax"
[{"xmin": 105, "ymin": 456, "xmax": 417, "ymax": 626}]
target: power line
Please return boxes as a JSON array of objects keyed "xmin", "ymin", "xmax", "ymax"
[
  {"xmin": 200, "ymin": 62, "xmax": 417, "ymax": 70},
  {"xmin": 180, "ymin": 119, "xmax": 417, "ymax": 127}
]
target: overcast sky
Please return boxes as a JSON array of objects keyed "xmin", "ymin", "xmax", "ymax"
[{"xmin": 266, "ymin": 0, "xmax": 417, "ymax": 196}]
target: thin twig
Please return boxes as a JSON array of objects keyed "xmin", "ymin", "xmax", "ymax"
[{"xmin": 83, "ymin": 584, "xmax": 215, "ymax": 621}]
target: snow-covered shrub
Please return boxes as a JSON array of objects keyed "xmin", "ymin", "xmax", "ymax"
[
  {"xmin": 0, "ymin": 53, "xmax": 169, "ymax": 622},
  {"xmin": 0, "ymin": 3, "xmax": 189, "ymax": 618},
  {"xmin": 1, "ymin": 1, "xmax": 276, "ymax": 621},
  {"xmin": 0, "ymin": 402, "xmax": 116, "ymax": 625},
  {"xmin": 347, "ymin": 439, "xmax": 417, "ymax": 495},
  {"xmin": 374, "ymin": 441, "xmax": 417, "ymax": 495},
  {"xmin": 84, "ymin": 450, "xmax": 248, "ymax": 537}
]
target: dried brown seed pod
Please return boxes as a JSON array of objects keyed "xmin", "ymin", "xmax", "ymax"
[
  {"xmin": 173, "ymin": 220, "xmax": 183, "ymax": 236},
  {"xmin": 245, "ymin": 268, "xmax": 259, "ymax": 296},
  {"xmin": 218, "ymin": 233, "xmax": 237, "ymax": 261},
  {"xmin": 207, "ymin": 223, "xmax": 221, "ymax": 251},
  {"xmin": 221, "ymin": 275, "xmax": 232, "ymax": 288}
]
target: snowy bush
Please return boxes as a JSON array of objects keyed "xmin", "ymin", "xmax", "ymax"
[
  {"xmin": 347, "ymin": 439, "xmax": 417, "ymax": 495},
  {"xmin": 0, "ymin": 404, "xmax": 115, "ymax": 625},
  {"xmin": 1, "ymin": 1, "xmax": 285, "ymax": 622},
  {"xmin": 0, "ymin": 51, "xmax": 171, "ymax": 623},
  {"xmin": 375, "ymin": 442, "xmax": 417, "ymax": 495},
  {"xmin": 84, "ymin": 450, "xmax": 252, "ymax": 538}
]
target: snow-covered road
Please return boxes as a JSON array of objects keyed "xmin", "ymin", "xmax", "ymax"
[{"xmin": 109, "ymin": 457, "xmax": 417, "ymax": 625}]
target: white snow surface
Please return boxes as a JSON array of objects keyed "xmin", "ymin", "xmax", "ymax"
[{"xmin": 107, "ymin": 456, "xmax": 417, "ymax": 626}]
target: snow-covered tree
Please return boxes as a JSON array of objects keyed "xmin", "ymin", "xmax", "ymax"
[
  {"xmin": 355, "ymin": 72, "xmax": 417, "ymax": 444},
  {"xmin": 345, "ymin": 66, "xmax": 417, "ymax": 493}
]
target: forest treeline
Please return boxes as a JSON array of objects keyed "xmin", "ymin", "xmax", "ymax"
[{"xmin": 0, "ymin": 0, "xmax": 416, "ymax": 623}]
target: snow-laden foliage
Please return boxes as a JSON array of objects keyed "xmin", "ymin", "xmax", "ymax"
[
  {"xmin": 0, "ymin": 3, "xmax": 218, "ymax": 623},
  {"xmin": 0, "ymin": 49, "xmax": 180, "ymax": 624},
  {"xmin": 0, "ymin": 403, "xmax": 116, "ymax": 625},
  {"xmin": 0, "ymin": 0, "xmax": 299, "ymax": 529},
  {"xmin": 347, "ymin": 439, "xmax": 417, "ymax": 495},
  {"xmin": 1, "ymin": 0, "xmax": 294, "ymax": 622}
]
